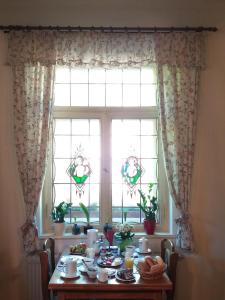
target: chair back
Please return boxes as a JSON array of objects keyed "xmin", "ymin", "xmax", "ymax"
[
  {"xmin": 43, "ymin": 237, "xmax": 55, "ymax": 272},
  {"xmin": 161, "ymin": 239, "xmax": 179, "ymax": 300},
  {"xmin": 39, "ymin": 238, "xmax": 55, "ymax": 300}
]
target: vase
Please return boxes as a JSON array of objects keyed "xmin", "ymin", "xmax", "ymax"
[
  {"xmin": 114, "ymin": 234, "xmax": 133, "ymax": 254},
  {"xmin": 144, "ymin": 219, "xmax": 156, "ymax": 235},
  {"xmin": 54, "ymin": 222, "xmax": 65, "ymax": 236}
]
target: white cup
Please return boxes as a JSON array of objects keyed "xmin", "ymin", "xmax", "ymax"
[
  {"xmin": 125, "ymin": 245, "xmax": 135, "ymax": 256},
  {"xmin": 139, "ymin": 238, "xmax": 148, "ymax": 252},
  {"xmin": 98, "ymin": 268, "xmax": 108, "ymax": 282},
  {"xmin": 86, "ymin": 247, "xmax": 95, "ymax": 259},
  {"xmin": 63, "ymin": 258, "xmax": 77, "ymax": 275}
]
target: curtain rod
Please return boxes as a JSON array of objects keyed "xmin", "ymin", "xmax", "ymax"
[{"xmin": 0, "ymin": 25, "xmax": 218, "ymax": 33}]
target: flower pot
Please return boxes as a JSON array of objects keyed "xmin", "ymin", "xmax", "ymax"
[
  {"xmin": 144, "ymin": 219, "xmax": 156, "ymax": 235},
  {"xmin": 72, "ymin": 223, "xmax": 81, "ymax": 235},
  {"xmin": 83, "ymin": 224, "xmax": 93, "ymax": 235},
  {"xmin": 54, "ymin": 222, "xmax": 65, "ymax": 236}
]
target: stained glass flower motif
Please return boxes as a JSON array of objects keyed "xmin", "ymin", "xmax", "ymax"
[
  {"xmin": 67, "ymin": 154, "xmax": 92, "ymax": 197},
  {"xmin": 121, "ymin": 156, "xmax": 144, "ymax": 195}
]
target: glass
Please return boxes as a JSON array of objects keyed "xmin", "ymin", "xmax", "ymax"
[
  {"xmin": 123, "ymin": 69, "xmax": 140, "ymax": 84},
  {"xmin": 141, "ymin": 84, "xmax": 157, "ymax": 106},
  {"xmin": 72, "ymin": 120, "xmax": 89, "ymax": 135},
  {"xmin": 106, "ymin": 84, "xmax": 122, "ymax": 106},
  {"xmin": 124, "ymin": 252, "xmax": 134, "ymax": 269},
  {"xmin": 55, "ymin": 119, "xmax": 71, "ymax": 135},
  {"xmin": 54, "ymin": 84, "xmax": 70, "ymax": 106},
  {"xmin": 71, "ymin": 69, "xmax": 88, "ymax": 83},
  {"xmin": 89, "ymin": 69, "xmax": 105, "ymax": 83},
  {"xmin": 71, "ymin": 84, "xmax": 88, "ymax": 106},
  {"xmin": 106, "ymin": 69, "xmax": 122, "ymax": 83},
  {"xmin": 123, "ymin": 84, "xmax": 140, "ymax": 107},
  {"xmin": 55, "ymin": 67, "xmax": 70, "ymax": 83},
  {"xmin": 141, "ymin": 67, "xmax": 156, "ymax": 84},
  {"xmin": 89, "ymin": 84, "xmax": 105, "ymax": 106}
]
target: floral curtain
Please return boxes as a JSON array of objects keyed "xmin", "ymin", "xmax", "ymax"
[
  {"xmin": 154, "ymin": 33, "xmax": 205, "ymax": 250},
  {"xmin": 8, "ymin": 32, "xmax": 55, "ymax": 253},
  {"xmin": 8, "ymin": 31, "xmax": 204, "ymax": 253}
]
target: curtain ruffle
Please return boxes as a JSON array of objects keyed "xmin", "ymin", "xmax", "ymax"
[{"xmin": 8, "ymin": 31, "xmax": 205, "ymax": 68}]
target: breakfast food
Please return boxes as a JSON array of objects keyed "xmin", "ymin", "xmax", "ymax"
[
  {"xmin": 70, "ymin": 243, "xmax": 87, "ymax": 254},
  {"xmin": 137, "ymin": 255, "xmax": 165, "ymax": 280}
]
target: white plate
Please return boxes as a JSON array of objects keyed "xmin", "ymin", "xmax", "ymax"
[
  {"xmin": 135, "ymin": 248, "xmax": 152, "ymax": 254},
  {"xmin": 115, "ymin": 271, "xmax": 135, "ymax": 283},
  {"xmin": 60, "ymin": 272, "xmax": 80, "ymax": 279}
]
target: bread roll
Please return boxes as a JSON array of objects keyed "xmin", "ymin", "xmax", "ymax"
[{"xmin": 144, "ymin": 256, "xmax": 155, "ymax": 268}]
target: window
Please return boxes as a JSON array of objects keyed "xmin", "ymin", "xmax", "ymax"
[{"xmin": 41, "ymin": 66, "xmax": 170, "ymax": 234}]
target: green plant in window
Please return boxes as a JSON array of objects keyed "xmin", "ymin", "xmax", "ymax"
[
  {"xmin": 79, "ymin": 202, "xmax": 90, "ymax": 224},
  {"xmin": 137, "ymin": 183, "xmax": 158, "ymax": 221},
  {"xmin": 51, "ymin": 201, "xmax": 72, "ymax": 223}
]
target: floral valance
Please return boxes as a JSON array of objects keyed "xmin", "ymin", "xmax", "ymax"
[{"xmin": 7, "ymin": 31, "xmax": 205, "ymax": 68}]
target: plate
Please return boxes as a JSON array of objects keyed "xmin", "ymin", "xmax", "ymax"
[
  {"xmin": 60, "ymin": 272, "xmax": 80, "ymax": 279},
  {"xmin": 97, "ymin": 257, "xmax": 123, "ymax": 268},
  {"xmin": 135, "ymin": 248, "xmax": 152, "ymax": 254},
  {"xmin": 115, "ymin": 270, "xmax": 135, "ymax": 283}
]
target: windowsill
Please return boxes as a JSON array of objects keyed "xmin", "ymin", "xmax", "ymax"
[{"xmin": 39, "ymin": 232, "xmax": 176, "ymax": 240}]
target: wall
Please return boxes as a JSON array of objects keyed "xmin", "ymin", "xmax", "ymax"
[
  {"xmin": 175, "ymin": 30, "xmax": 225, "ymax": 300},
  {"xmin": 0, "ymin": 1, "xmax": 224, "ymax": 300}
]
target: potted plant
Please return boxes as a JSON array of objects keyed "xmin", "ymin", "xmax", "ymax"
[
  {"xmin": 79, "ymin": 202, "xmax": 93, "ymax": 234},
  {"xmin": 137, "ymin": 183, "xmax": 158, "ymax": 235},
  {"xmin": 51, "ymin": 201, "xmax": 72, "ymax": 236},
  {"xmin": 72, "ymin": 217, "xmax": 81, "ymax": 235}
]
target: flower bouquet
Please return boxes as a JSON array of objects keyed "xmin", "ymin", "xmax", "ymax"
[{"xmin": 114, "ymin": 223, "xmax": 135, "ymax": 253}]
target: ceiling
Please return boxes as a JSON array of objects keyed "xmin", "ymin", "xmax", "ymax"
[{"xmin": 0, "ymin": 0, "xmax": 224, "ymax": 28}]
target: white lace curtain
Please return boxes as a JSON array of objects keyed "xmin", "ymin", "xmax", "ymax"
[{"xmin": 8, "ymin": 31, "xmax": 205, "ymax": 253}]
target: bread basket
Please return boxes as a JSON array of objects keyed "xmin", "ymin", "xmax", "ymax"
[{"xmin": 136, "ymin": 260, "xmax": 166, "ymax": 280}]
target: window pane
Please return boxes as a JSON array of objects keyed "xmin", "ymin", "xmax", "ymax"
[
  {"xmin": 106, "ymin": 69, "xmax": 122, "ymax": 83},
  {"xmin": 54, "ymin": 84, "xmax": 70, "ymax": 106},
  {"xmin": 123, "ymin": 84, "xmax": 140, "ymax": 106},
  {"xmin": 54, "ymin": 184, "xmax": 70, "ymax": 206},
  {"xmin": 112, "ymin": 159, "xmax": 123, "ymax": 183},
  {"xmin": 89, "ymin": 159, "xmax": 100, "ymax": 183},
  {"xmin": 123, "ymin": 69, "xmax": 140, "ymax": 84},
  {"xmin": 54, "ymin": 159, "xmax": 71, "ymax": 183},
  {"xmin": 55, "ymin": 67, "xmax": 70, "ymax": 83},
  {"xmin": 89, "ymin": 69, "xmax": 105, "ymax": 83},
  {"xmin": 90, "ymin": 184, "xmax": 100, "ymax": 207},
  {"xmin": 141, "ymin": 67, "xmax": 156, "ymax": 84},
  {"xmin": 141, "ymin": 159, "xmax": 157, "ymax": 183},
  {"xmin": 54, "ymin": 136, "xmax": 71, "ymax": 158},
  {"xmin": 72, "ymin": 184, "xmax": 89, "ymax": 207},
  {"xmin": 71, "ymin": 84, "xmax": 88, "ymax": 106},
  {"xmin": 123, "ymin": 120, "xmax": 140, "ymax": 136},
  {"xmin": 71, "ymin": 136, "xmax": 89, "ymax": 156},
  {"xmin": 141, "ymin": 136, "xmax": 157, "ymax": 158},
  {"xmin": 89, "ymin": 84, "xmax": 105, "ymax": 106},
  {"xmin": 90, "ymin": 120, "xmax": 100, "ymax": 136},
  {"xmin": 72, "ymin": 120, "xmax": 89, "ymax": 135},
  {"xmin": 55, "ymin": 119, "xmax": 71, "ymax": 135},
  {"xmin": 106, "ymin": 84, "xmax": 122, "ymax": 106},
  {"xmin": 141, "ymin": 120, "xmax": 157, "ymax": 135},
  {"xmin": 141, "ymin": 84, "xmax": 157, "ymax": 106},
  {"xmin": 71, "ymin": 69, "xmax": 88, "ymax": 83}
]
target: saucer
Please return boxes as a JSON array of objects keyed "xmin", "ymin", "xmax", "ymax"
[
  {"xmin": 60, "ymin": 272, "xmax": 80, "ymax": 279},
  {"xmin": 136, "ymin": 248, "xmax": 152, "ymax": 254}
]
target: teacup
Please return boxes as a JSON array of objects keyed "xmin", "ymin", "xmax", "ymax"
[
  {"xmin": 87, "ymin": 267, "xmax": 97, "ymax": 279},
  {"xmin": 98, "ymin": 268, "xmax": 108, "ymax": 282},
  {"xmin": 63, "ymin": 258, "xmax": 77, "ymax": 275},
  {"xmin": 82, "ymin": 257, "xmax": 94, "ymax": 270}
]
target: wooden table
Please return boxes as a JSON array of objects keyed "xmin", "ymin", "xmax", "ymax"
[{"xmin": 49, "ymin": 255, "xmax": 172, "ymax": 300}]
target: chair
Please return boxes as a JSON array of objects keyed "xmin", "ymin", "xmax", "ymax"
[
  {"xmin": 43, "ymin": 237, "xmax": 55, "ymax": 271},
  {"xmin": 39, "ymin": 238, "xmax": 55, "ymax": 300},
  {"xmin": 161, "ymin": 239, "xmax": 179, "ymax": 300}
]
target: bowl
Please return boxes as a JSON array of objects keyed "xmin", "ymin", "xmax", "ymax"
[
  {"xmin": 82, "ymin": 258, "xmax": 94, "ymax": 269},
  {"xmin": 87, "ymin": 267, "xmax": 97, "ymax": 279}
]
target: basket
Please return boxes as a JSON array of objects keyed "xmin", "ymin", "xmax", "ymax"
[{"xmin": 136, "ymin": 261, "xmax": 166, "ymax": 281}]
